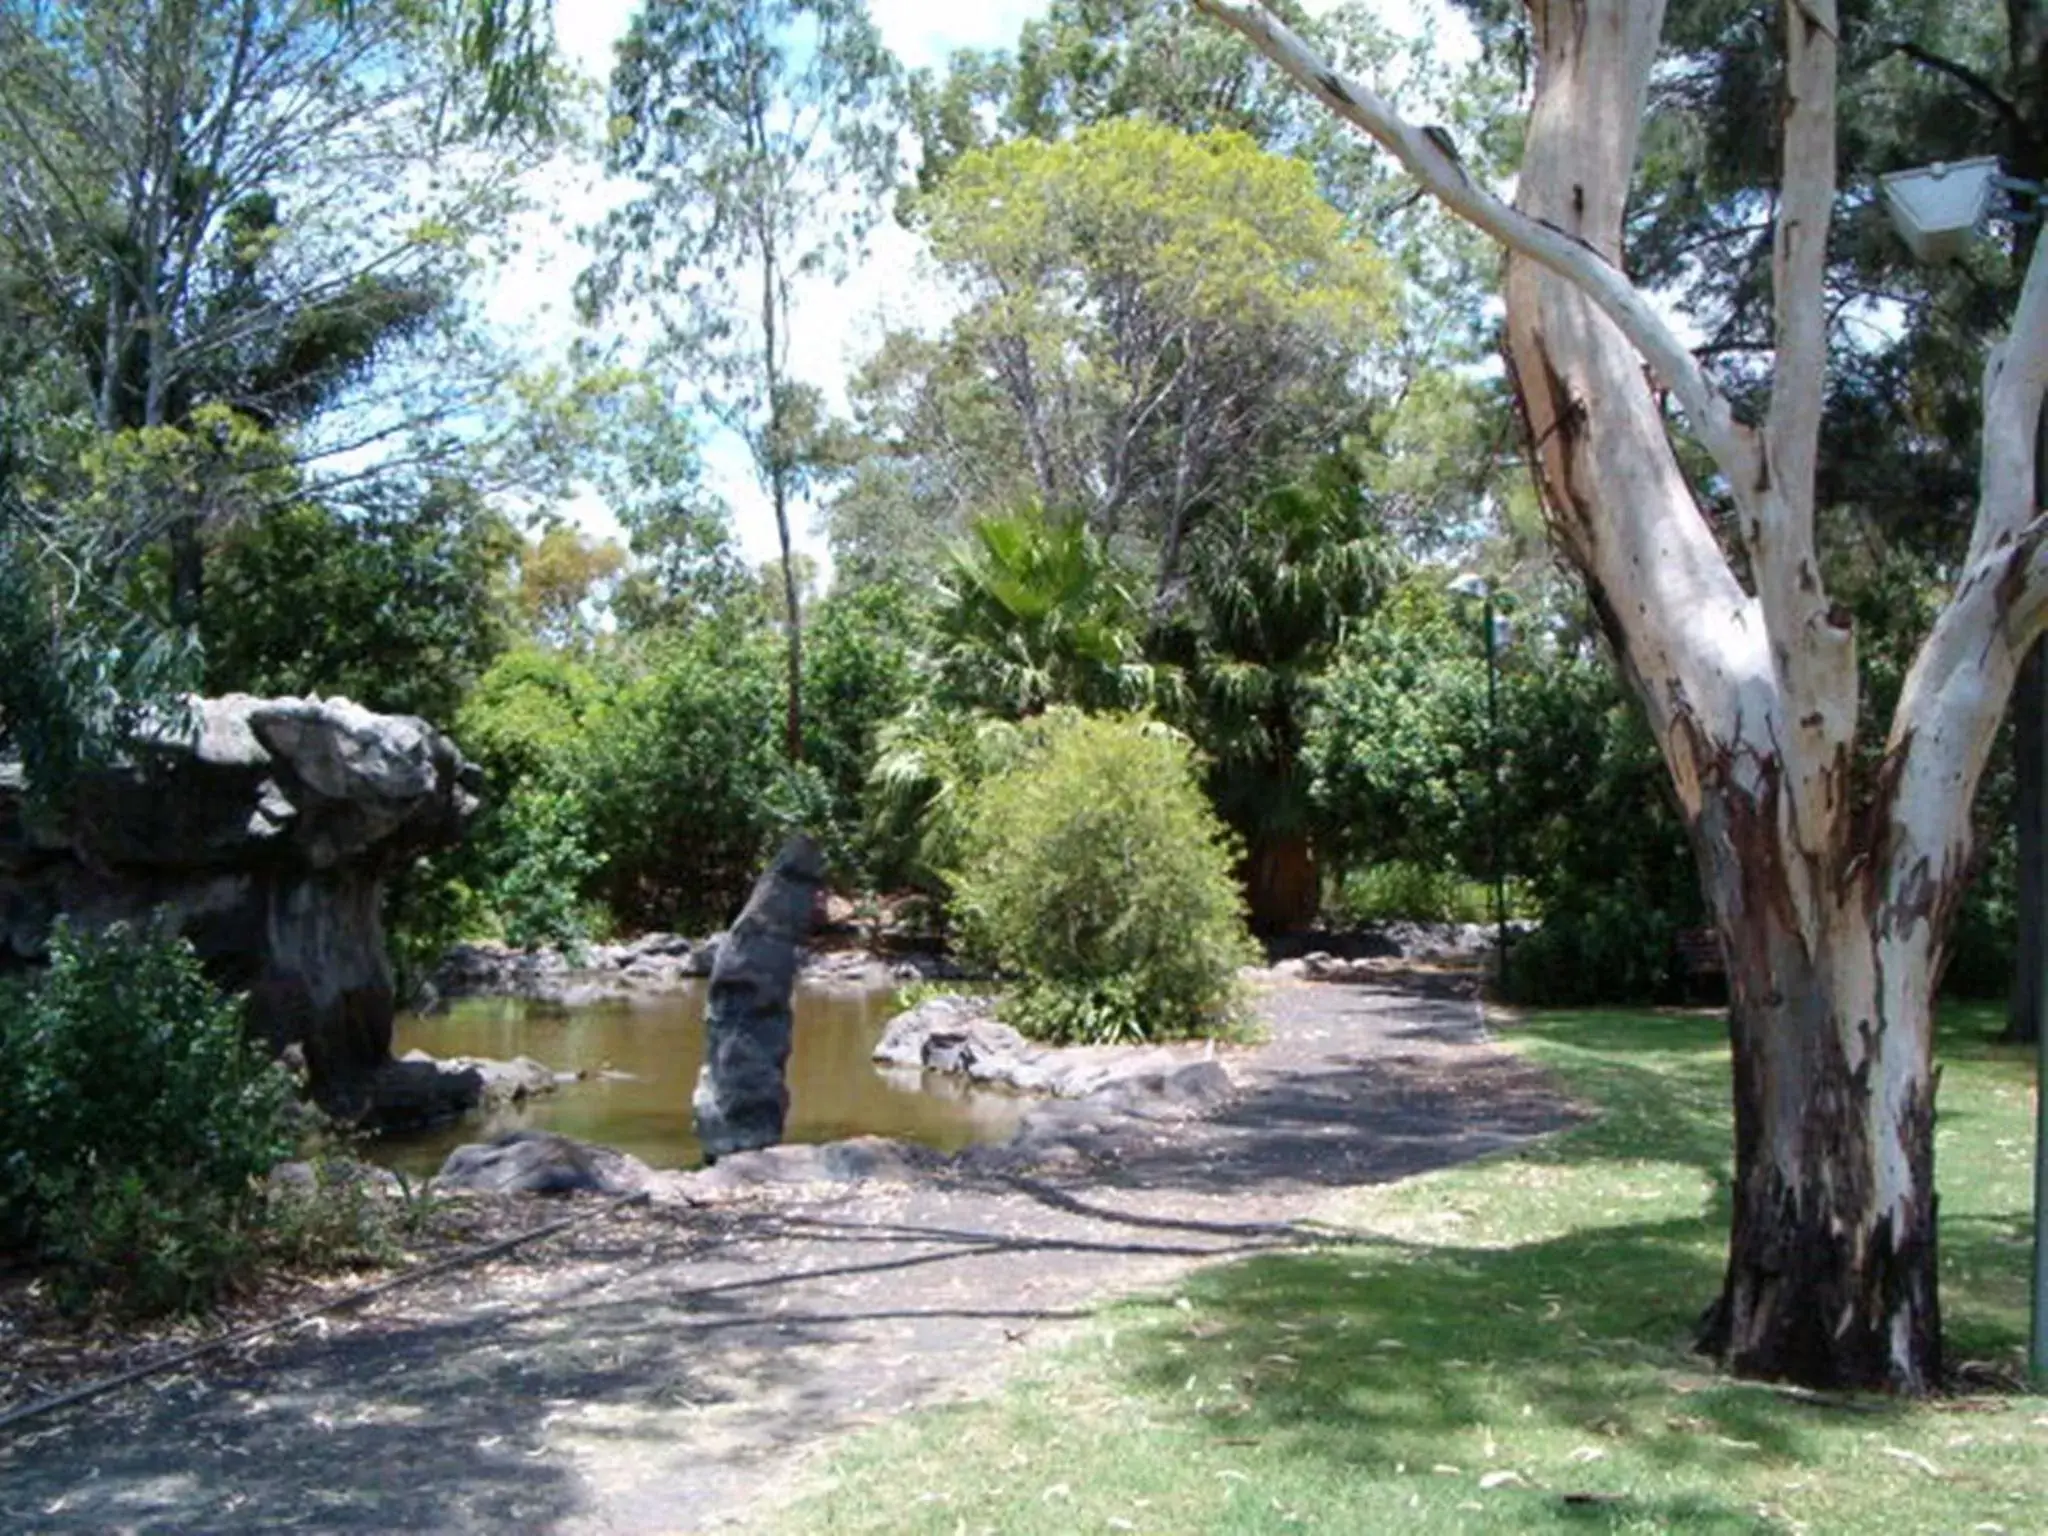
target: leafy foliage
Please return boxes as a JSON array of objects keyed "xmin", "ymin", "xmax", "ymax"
[
  {"xmin": 0, "ymin": 920, "xmax": 298, "ymax": 1316},
  {"xmin": 1307, "ymin": 579, "xmax": 1704, "ymax": 1002},
  {"xmin": 933, "ymin": 506, "xmax": 1166, "ymax": 717},
  {"xmin": 575, "ymin": 624, "xmax": 824, "ymax": 932},
  {"xmin": 898, "ymin": 118, "xmax": 1390, "ymax": 595},
  {"xmin": 487, "ymin": 783, "xmax": 605, "ymax": 953},
  {"xmin": 801, "ymin": 583, "xmax": 925, "ymax": 875},
  {"xmin": 865, "ymin": 702, "xmax": 1032, "ymax": 896},
  {"xmin": 0, "ymin": 0, "xmax": 544, "ymax": 625},
  {"xmin": 202, "ymin": 481, "xmax": 519, "ymax": 724},
  {"xmin": 952, "ymin": 711, "xmax": 1256, "ymax": 1043},
  {"xmin": 1170, "ymin": 458, "xmax": 1397, "ymax": 929},
  {"xmin": 0, "ymin": 505, "xmax": 202, "ymax": 807}
]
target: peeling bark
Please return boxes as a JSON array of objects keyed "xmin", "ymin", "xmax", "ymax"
[{"xmin": 1187, "ymin": 0, "xmax": 2048, "ymax": 1392}]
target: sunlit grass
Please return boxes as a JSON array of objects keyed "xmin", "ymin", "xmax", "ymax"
[{"xmin": 765, "ymin": 1005, "xmax": 2048, "ymax": 1534}]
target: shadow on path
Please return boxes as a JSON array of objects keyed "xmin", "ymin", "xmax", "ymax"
[{"xmin": 0, "ymin": 977, "xmax": 1575, "ymax": 1535}]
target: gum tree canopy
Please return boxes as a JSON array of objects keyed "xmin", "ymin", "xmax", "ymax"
[{"xmin": 1196, "ymin": 0, "xmax": 2048, "ymax": 1393}]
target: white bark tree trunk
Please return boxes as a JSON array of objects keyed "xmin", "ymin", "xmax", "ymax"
[{"xmin": 1193, "ymin": 0, "xmax": 2048, "ymax": 1392}]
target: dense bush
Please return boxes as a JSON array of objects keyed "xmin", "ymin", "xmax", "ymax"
[
  {"xmin": 951, "ymin": 711, "xmax": 1256, "ymax": 1043},
  {"xmin": 0, "ymin": 921, "xmax": 299, "ymax": 1316},
  {"xmin": 203, "ymin": 482, "xmax": 517, "ymax": 725},
  {"xmin": 488, "ymin": 783, "xmax": 606, "ymax": 952},
  {"xmin": 800, "ymin": 583, "xmax": 925, "ymax": 878},
  {"xmin": 1309, "ymin": 585, "xmax": 1705, "ymax": 1004},
  {"xmin": 577, "ymin": 623, "xmax": 819, "ymax": 932},
  {"xmin": 1327, "ymin": 861, "xmax": 1494, "ymax": 926}
]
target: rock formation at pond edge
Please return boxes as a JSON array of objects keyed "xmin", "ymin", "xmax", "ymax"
[
  {"xmin": 0, "ymin": 694, "xmax": 478, "ymax": 1124},
  {"xmin": 692, "ymin": 834, "xmax": 825, "ymax": 1161}
]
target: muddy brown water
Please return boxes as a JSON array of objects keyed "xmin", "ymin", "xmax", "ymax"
[{"xmin": 375, "ymin": 982, "xmax": 1026, "ymax": 1177}]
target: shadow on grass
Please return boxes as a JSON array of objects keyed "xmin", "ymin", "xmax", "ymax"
[{"xmin": 1083, "ymin": 1003, "xmax": 2037, "ymax": 1519}]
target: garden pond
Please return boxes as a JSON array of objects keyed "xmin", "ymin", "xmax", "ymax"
[{"xmin": 375, "ymin": 981, "xmax": 1027, "ymax": 1176}]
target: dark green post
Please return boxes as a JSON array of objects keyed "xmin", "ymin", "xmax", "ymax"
[{"xmin": 1483, "ymin": 592, "xmax": 1506, "ymax": 989}]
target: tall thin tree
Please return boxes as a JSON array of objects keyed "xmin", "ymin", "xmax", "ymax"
[{"xmin": 588, "ymin": 0, "xmax": 900, "ymax": 762}]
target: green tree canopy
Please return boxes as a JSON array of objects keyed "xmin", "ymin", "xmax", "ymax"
[{"xmin": 840, "ymin": 119, "xmax": 1392, "ymax": 602}]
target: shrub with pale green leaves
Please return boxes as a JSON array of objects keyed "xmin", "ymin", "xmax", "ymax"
[{"xmin": 951, "ymin": 712, "xmax": 1256, "ymax": 1044}]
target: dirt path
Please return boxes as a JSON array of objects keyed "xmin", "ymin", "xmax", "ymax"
[{"xmin": 0, "ymin": 976, "xmax": 1574, "ymax": 1535}]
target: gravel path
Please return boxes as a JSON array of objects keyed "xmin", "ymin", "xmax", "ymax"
[{"xmin": 0, "ymin": 975, "xmax": 1575, "ymax": 1534}]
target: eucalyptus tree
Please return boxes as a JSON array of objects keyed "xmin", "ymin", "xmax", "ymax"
[
  {"xmin": 588, "ymin": 0, "xmax": 901, "ymax": 763},
  {"xmin": 1196, "ymin": 0, "xmax": 2048, "ymax": 1392}
]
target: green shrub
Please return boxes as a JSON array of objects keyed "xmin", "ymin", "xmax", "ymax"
[
  {"xmin": 491, "ymin": 782, "xmax": 604, "ymax": 953},
  {"xmin": 951, "ymin": 711, "xmax": 1256, "ymax": 1044},
  {"xmin": 0, "ymin": 919, "xmax": 298, "ymax": 1317},
  {"xmin": 1327, "ymin": 861, "xmax": 1494, "ymax": 925},
  {"xmin": 576, "ymin": 624, "xmax": 805, "ymax": 931},
  {"xmin": 1501, "ymin": 892, "xmax": 1685, "ymax": 1007}
]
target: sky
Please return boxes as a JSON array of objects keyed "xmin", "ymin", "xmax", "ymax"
[{"xmin": 486, "ymin": 0, "xmax": 1470, "ymax": 570}]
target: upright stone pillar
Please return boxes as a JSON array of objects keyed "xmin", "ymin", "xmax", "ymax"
[{"xmin": 692, "ymin": 835, "xmax": 824, "ymax": 1161}]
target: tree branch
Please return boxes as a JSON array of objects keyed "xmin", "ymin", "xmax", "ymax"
[
  {"xmin": 1187, "ymin": 0, "xmax": 1764, "ymax": 506},
  {"xmin": 1878, "ymin": 40, "xmax": 2030, "ymax": 147},
  {"xmin": 1971, "ymin": 216, "xmax": 2048, "ymax": 566},
  {"xmin": 1886, "ymin": 218, "xmax": 2048, "ymax": 909},
  {"xmin": 1766, "ymin": 0, "xmax": 1836, "ymax": 507}
]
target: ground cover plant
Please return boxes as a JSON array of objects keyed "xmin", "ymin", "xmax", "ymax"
[{"xmin": 768, "ymin": 1005, "xmax": 2047, "ymax": 1533}]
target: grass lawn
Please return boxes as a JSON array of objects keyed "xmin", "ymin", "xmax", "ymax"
[{"xmin": 765, "ymin": 1005, "xmax": 2048, "ymax": 1534}]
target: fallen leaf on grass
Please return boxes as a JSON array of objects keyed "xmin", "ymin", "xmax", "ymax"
[
  {"xmin": 1880, "ymin": 1446, "xmax": 1943, "ymax": 1478},
  {"xmin": 1479, "ymin": 1470, "xmax": 1527, "ymax": 1490}
]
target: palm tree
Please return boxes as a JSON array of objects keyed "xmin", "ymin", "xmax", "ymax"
[
  {"xmin": 1178, "ymin": 459, "xmax": 1395, "ymax": 932},
  {"xmin": 932, "ymin": 504, "xmax": 1171, "ymax": 717}
]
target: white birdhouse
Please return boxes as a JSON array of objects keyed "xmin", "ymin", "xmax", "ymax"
[{"xmin": 1880, "ymin": 156, "xmax": 2003, "ymax": 265}]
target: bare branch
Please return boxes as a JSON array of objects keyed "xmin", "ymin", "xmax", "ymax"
[
  {"xmin": 1766, "ymin": 0, "xmax": 1836, "ymax": 506},
  {"xmin": 1971, "ymin": 223, "xmax": 2048, "ymax": 566},
  {"xmin": 1188, "ymin": 0, "xmax": 1763, "ymax": 504},
  {"xmin": 1878, "ymin": 40, "xmax": 2030, "ymax": 146}
]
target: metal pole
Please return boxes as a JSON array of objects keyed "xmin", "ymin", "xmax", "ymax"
[
  {"xmin": 1485, "ymin": 594, "xmax": 1506, "ymax": 988},
  {"xmin": 2031, "ymin": 399, "xmax": 2048, "ymax": 1388}
]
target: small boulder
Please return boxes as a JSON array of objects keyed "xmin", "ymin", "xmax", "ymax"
[
  {"xmin": 675, "ymin": 1135, "xmax": 926, "ymax": 1201},
  {"xmin": 267, "ymin": 1157, "xmax": 403, "ymax": 1199},
  {"xmin": 433, "ymin": 1130, "xmax": 652, "ymax": 1196}
]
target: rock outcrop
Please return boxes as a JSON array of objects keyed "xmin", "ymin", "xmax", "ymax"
[
  {"xmin": 691, "ymin": 835, "xmax": 825, "ymax": 1161},
  {"xmin": 0, "ymin": 694, "xmax": 477, "ymax": 1122},
  {"xmin": 427, "ymin": 932, "xmax": 972, "ymax": 1007},
  {"xmin": 873, "ymin": 993, "xmax": 1236, "ymax": 1105}
]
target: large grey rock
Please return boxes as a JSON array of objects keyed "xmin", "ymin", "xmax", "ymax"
[
  {"xmin": 433, "ymin": 1130, "xmax": 652, "ymax": 1196},
  {"xmin": 874, "ymin": 994, "xmax": 1239, "ymax": 1116},
  {"xmin": 691, "ymin": 836, "xmax": 825, "ymax": 1161},
  {"xmin": 430, "ymin": 931, "xmax": 720, "ymax": 1005},
  {"xmin": 0, "ymin": 694, "xmax": 476, "ymax": 1120}
]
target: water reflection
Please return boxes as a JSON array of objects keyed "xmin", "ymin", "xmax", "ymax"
[{"xmin": 378, "ymin": 981, "xmax": 1026, "ymax": 1175}]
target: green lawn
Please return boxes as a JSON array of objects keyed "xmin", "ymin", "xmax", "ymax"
[{"xmin": 765, "ymin": 1005, "xmax": 2048, "ymax": 1534}]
